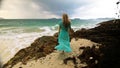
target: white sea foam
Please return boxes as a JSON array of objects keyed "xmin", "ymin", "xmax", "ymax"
[
  {"xmin": 0, "ymin": 24, "xmax": 96, "ymax": 66},
  {"xmin": 0, "ymin": 27, "xmax": 16, "ymax": 31},
  {"xmin": 0, "ymin": 19, "xmax": 108, "ymax": 67},
  {"xmin": 0, "ymin": 26, "xmax": 57, "ymax": 66},
  {"xmin": 71, "ymin": 23, "xmax": 98, "ymax": 31},
  {"xmin": 51, "ymin": 24, "xmax": 59, "ymax": 30}
]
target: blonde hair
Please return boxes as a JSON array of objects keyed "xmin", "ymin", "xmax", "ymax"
[{"xmin": 62, "ymin": 13, "xmax": 70, "ymax": 28}]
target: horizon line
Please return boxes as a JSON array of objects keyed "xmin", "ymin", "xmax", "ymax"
[{"xmin": 0, "ymin": 17, "xmax": 115, "ymax": 20}]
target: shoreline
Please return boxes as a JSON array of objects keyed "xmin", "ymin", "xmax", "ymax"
[
  {"xmin": 1, "ymin": 19, "xmax": 120, "ymax": 68},
  {"xmin": 0, "ymin": 30, "xmax": 57, "ymax": 65},
  {"xmin": 12, "ymin": 38, "xmax": 97, "ymax": 68}
]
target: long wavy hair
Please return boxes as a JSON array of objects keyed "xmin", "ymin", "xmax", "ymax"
[{"xmin": 62, "ymin": 13, "xmax": 70, "ymax": 28}]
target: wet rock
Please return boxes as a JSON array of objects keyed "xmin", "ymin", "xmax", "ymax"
[
  {"xmin": 3, "ymin": 19, "xmax": 120, "ymax": 68},
  {"xmin": 64, "ymin": 57, "xmax": 77, "ymax": 68},
  {"xmin": 78, "ymin": 45, "xmax": 102, "ymax": 68},
  {"xmin": 3, "ymin": 36, "xmax": 57, "ymax": 68},
  {"xmin": 74, "ymin": 19, "xmax": 120, "ymax": 68},
  {"xmin": 63, "ymin": 19, "xmax": 120, "ymax": 68}
]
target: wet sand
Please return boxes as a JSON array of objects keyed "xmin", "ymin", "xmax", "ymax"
[{"xmin": 13, "ymin": 38, "xmax": 97, "ymax": 68}]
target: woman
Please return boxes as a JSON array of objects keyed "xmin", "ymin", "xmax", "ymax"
[{"xmin": 55, "ymin": 13, "xmax": 72, "ymax": 52}]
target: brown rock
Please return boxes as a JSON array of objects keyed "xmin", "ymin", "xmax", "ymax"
[{"xmin": 3, "ymin": 36, "xmax": 57, "ymax": 68}]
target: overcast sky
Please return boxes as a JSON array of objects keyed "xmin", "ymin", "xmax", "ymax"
[{"xmin": 0, "ymin": 0, "xmax": 119, "ymax": 19}]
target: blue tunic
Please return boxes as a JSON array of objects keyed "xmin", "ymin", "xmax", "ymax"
[{"xmin": 55, "ymin": 22, "xmax": 72, "ymax": 52}]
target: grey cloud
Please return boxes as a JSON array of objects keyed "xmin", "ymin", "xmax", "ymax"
[
  {"xmin": 0, "ymin": 0, "xmax": 92, "ymax": 18},
  {"xmin": 0, "ymin": 0, "xmax": 60, "ymax": 18},
  {"xmin": 33, "ymin": 0, "xmax": 90, "ymax": 16},
  {"xmin": 0, "ymin": 0, "xmax": 2, "ymax": 8}
]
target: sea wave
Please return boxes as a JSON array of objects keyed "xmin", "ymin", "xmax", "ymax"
[
  {"xmin": 0, "ymin": 26, "xmax": 58, "ymax": 65},
  {"xmin": 0, "ymin": 24, "xmax": 97, "ymax": 65},
  {"xmin": 0, "ymin": 23, "xmax": 98, "ymax": 35},
  {"xmin": 0, "ymin": 31, "xmax": 57, "ymax": 65}
]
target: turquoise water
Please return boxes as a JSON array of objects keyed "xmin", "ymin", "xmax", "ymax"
[
  {"xmin": 0, "ymin": 18, "xmax": 111, "ymax": 65},
  {"xmin": 0, "ymin": 19, "xmax": 59, "ymax": 27},
  {"xmin": 0, "ymin": 18, "xmax": 110, "ymax": 35}
]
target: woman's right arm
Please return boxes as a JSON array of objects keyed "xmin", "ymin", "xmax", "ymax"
[{"xmin": 58, "ymin": 25, "xmax": 60, "ymax": 34}]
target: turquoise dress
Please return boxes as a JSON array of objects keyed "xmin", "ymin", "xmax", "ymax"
[{"xmin": 55, "ymin": 22, "xmax": 72, "ymax": 52}]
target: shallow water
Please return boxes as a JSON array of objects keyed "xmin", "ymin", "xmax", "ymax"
[{"xmin": 0, "ymin": 19, "xmax": 108, "ymax": 66}]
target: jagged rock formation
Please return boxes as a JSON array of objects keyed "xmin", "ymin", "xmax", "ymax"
[
  {"xmin": 3, "ymin": 36, "xmax": 57, "ymax": 68},
  {"xmin": 3, "ymin": 19, "xmax": 120, "ymax": 68},
  {"xmin": 73, "ymin": 19, "xmax": 120, "ymax": 68}
]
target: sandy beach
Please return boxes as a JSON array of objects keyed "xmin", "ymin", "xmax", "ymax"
[
  {"xmin": 12, "ymin": 38, "xmax": 97, "ymax": 68},
  {"xmin": 1, "ymin": 19, "xmax": 120, "ymax": 68}
]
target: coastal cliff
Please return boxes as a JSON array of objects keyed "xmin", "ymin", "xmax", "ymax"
[
  {"xmin": 3, "ymin": 19, "xmax": 120, "ymax": 68},
  {"xmin": 74, "ymin": 19, "xmax": 120, "ymax": 68}
]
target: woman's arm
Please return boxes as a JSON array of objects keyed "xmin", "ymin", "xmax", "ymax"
[
  {"xmin": 69, "ymin": 23, "xmax": 72, "ymax": 31},
  {"xmin": 68, "ymin": 23, "xmax": 74, "ymax": 36},
  {"xmin": 58, "ymin": 25, "xmax": 60, "ymax": 34}
]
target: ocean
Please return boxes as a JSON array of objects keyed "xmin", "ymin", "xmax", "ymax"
[{"xmin": 0, "ymin": 18, "xmax": 111, "ymax": 65}]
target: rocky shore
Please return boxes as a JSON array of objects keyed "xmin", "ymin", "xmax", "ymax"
[
  {"xmin": 3, "ymin": 36, "xmax": 58, "ymax": 68},
  {"xmin": 3, "ymin": 19, "xmax": 120, "ymax": 68},
  {"xmin": 73, "ymin": 19, "xmax": 120, "ymax": 68}
]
